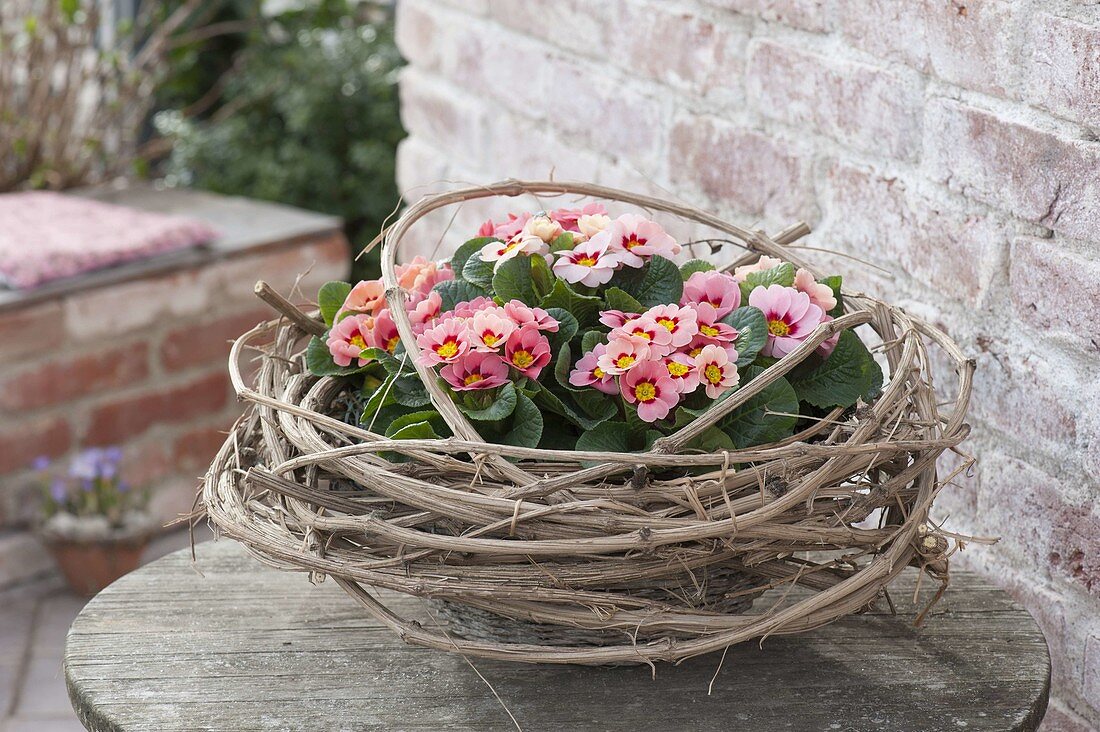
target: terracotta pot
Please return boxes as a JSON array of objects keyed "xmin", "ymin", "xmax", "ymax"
[{"xmin": 43, "ymin": 535, "xmax": 150, "ymax": 597}]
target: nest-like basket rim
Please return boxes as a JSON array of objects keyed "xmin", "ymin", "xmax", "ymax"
[{"xmin": 202, "ymin": 179, "xmax": 974, "ymax": 665}]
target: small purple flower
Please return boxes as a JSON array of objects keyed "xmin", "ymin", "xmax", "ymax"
[
  {"xmin": 49, "ymin": 479, "xmax": 68, "ymax": 503},
  {"xmin": 69, "ymin": 449, "xmax": 102, "ymax": 481},
  {"xmin": 117, "ymin": 481, "xmax": 131, "ymax": 494},
  {"xmin": 81, "ymin": 478, "xmax": 95, "ymax": 492},
  {"xmin": 103, "ymin": 447, "xmax": 123, "ymax": 464},
  {"xmin": 31, "ymin": 455, "xmax": 50, "ymax": 471}
]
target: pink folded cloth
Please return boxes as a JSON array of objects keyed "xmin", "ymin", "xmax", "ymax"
[{"xmin": 0, "ymin": 191, "xmax": 219, "ymax": 289}]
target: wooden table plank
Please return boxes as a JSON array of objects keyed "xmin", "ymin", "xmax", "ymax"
[{"xmin": 64, "ymin": 541, "xmax": 1049, "ymax": 732}]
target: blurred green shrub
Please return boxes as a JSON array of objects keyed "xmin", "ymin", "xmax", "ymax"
[{"xmin": 156, "ymin": 1, "xmax": 404, "ymax": 279}]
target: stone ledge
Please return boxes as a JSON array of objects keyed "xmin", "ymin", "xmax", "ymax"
[{"xmin": 0, "ymin": 185, "xmax": 344, "ymax": 312}]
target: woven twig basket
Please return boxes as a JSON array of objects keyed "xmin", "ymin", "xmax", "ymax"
[{"xmin": 202, "ymin": 180, "xmax": 973, "ymax": 666}]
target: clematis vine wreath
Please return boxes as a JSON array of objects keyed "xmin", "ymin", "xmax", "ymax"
[{"xmin": 308, "ymin": 201, "xmax": 882, "ymax": 456}]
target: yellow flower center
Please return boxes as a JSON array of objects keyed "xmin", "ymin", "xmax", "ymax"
[
  {"xmin": 512, "ymin": 350, "xmax": 534, "ymax": 368},
  {"xmin": 482, "ymin": 332, "xmax": 499, "ymax": 347},
  {"xmin": 384, "ymin": 336, "xmax": 399, "ymax": 353},
  {"xmin": 704, "ymin": 363, "xmax": 723, "ymax": 384},
  {"xmin": 657, "ymin": 317, "xmax": 676, "ymax": 332},
  {"xmin": 592, "ymin": 366, "xmax": 606, "ymax": 379},
  {"xmin": 768, "ymin": 319, "xmax": 791, "ymax": 337},
  {"xmin": 624, "ymin": 235, "xmax": 645, "ymax": 250},
  {"xmin": 667, "ymin": 361, "xmax": 691, "ymax": 377},
  {"xmin": 634, "ymin": 382, "xmax": 657, "ymax": 402},
  {"xmin": 576, "ymin": 255, "xmax": 597, "ymax": 267},
  {"xmin": 349, "ymin": 335, "xmax": 367, "ymax": 350},
  {"xmin": 615, "ymin": 355, "xmax": 635, "ymax": 369},
  {"xmin": 631, "ymin": 328, "xmax": 652, "ymax": 341},
  {"xmin": 436, "ymin": 340, "xmax": 459, "ymax": 358},
  {"xmin": 700, "ymin": 324, "xmax": 719, "ymax": 337},
  {"xmin": 497, "ymin": 239, "xmax": 522, "ymax": 257},
  {"xmin": 687, "ymin": 346, "xmax": 702, "ymax": 358},
  {"xmin": 464, "ymin": 373, "xmax": 484, "ymax": 385}
]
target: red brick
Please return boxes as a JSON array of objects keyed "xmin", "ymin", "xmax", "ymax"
[
  {"xmin": 159, "ymin": 308, "xmax": 272, "ymax": 373},
  {"xmin": 1025, "ymin": 13, "xmax": 1100, "ymax": 128},
  {"xmin": 820, "ymin": 163, "xmax": 1006, "ymax": 304},
  {"xmin": 839, "ymin": 0, "xmax": 1018, "ymax": 97},
  {"xmin": 0, "ymin": 300, "xmax": 64, "ymax": 365},
  {"xmin": 0, "ymin": 415, "xmax": 71, "ymax": 474},
  {"xmin": 924, "ymin": 99, "xmax": 1100, "ymax": 241},
  {"xmin": 669, "ymin": 114, "xmax": 813, "ymax": 221},
  {"xmin": 486, "ymin": 0, "xmax": 615, "ymax": 56},
  {"xmin": 63, "ymin": 268, "xmax": 209, "ymax": 341},
  {"xmin": 1010, "ymin": 237, "xmax": 1100, "ymax": 351},
  {"xmin": 174, "ymin": 424, "xmax": 230, "ymax": 471},
  {"xmin": 0, "ymin": 344, "xmax": 149, "ymax": 412},
  {"xmin": 704, "ymin": 0, "xmax": 828, "ymax": 32},
  {"xmin": 746, "ymin": 40, "xmax": 924, "ymax": 160},
  {"xmin": 86, "ymin": 370, "xmax": 231, "ymax": 444}
]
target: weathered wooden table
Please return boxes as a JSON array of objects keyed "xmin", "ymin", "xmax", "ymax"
[{"xmin": 64, "ymin": 541, "xmax": 1049, "ymax": 731}]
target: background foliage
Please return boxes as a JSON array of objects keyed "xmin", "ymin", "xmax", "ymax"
[{"xmin": 155, "ymin": 0, "xmax": 405, "ymax": 279}]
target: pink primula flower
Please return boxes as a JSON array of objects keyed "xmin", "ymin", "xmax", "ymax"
[
  {"xmin": 621, "ymin": 360, "xmax": 680, "ymax": 423},
  {"xmin": 452, "ymin": 297, "xmax": 498, "ymax": 319},
  {"xmin": 553, "ymin": 232, "xmax": 621, "ymax": 287},
  {"xmin": 478, "ymin": 212, "xmax": 532, "ymax": 240},
  {"xmin": 522, "ymin": 213, "xmax": 564, "ymax": 244},
  {"xmin": 502, "ymin": 300, "xmax": 559, "ymax": 332},
  {"xmin": 503, "ymin": 326, "xmax": 552, "ymax": 379},
  {"xmin": 598, "ymin": 309, "xmax": 639, "ymax": 329},
  {"xmin": 681, "ymin": 270, "xmax": 741, "ymax": 318},
  {"xmin": 604, "ymin": 214, "xmax": 681, "ymax": 268},
  {"xmin": 612, "ymin": 315, "xmax": 674, "ymax": 358},
  {"xmin": 694, "ymin": 344, "xmax": 740, "ymax": 399},
  {"xmin": 550, "ymin": 202, "xmax": 607, "ymax": 232},
  {"xmin": 339, "ymin": 279, "xmax": 387, "ymax": 318},
  {"xmin": 597, "ymin": 337, "xmax": 650, "ymax": 376},
  {"xmin": 817, "ymin": 315, "xmax": 841, "ymax": 358},
  {"xmin": 794, "ymin": 268, "xmax": 838, "ymax": 313},
  {"xmin": 478, "ymin": 233, "xmax": 548, "ymax": 270},
  {"xmin": 327, "ymin": 314, "xmax": 373, "ymax": 367},
  {"xmin": 645, "ymin": 303, "xmax": 699, "ymax": 349},
  {"xmin": 664, "ymin": 352, "xmax": 701, "ymax": 395},
  {"xmin": 396, "ymin": 256, "xmax": 453, "ymax": 296},
  {"xmin": 440, "ymin": 351, "xmax": 510, "ymax": 391},
  {"xmin": 691, "ymin": 303, "xmax": 739, "ymax": 346},
  {"xmin": 469, "ymin": 308, "xmax": 517, "ymax": 352},
  {"xmin": 409, "ymin": 290, "xmax": 443, "ymax": 333},
  {"xmin": 577, "ymin": 213, "xmax": 611, "ymax": 239},
  {"xmin": 370, "ymin": 309, "xmax": 401, "ymax": 354},
  {"xmin": 416, "ymin": 317, "xmax": 470, "ymax": 366},
  {"xmin": 732, "ymin": 255, "xmax": 784, "ymax": 282},
  {"xmin": 569, "ymin": 344, "xmax": 618, "ymax": 394},
  {"xmin": 748, "ymin": 284, "xmax": 826, "ymax": 359}
]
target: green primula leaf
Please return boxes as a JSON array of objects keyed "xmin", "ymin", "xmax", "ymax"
[
  {"xmin": 531, "ymin": 254, "xmax": 555, "ymax": 299},
  {"xmin": 305, "ymin": 336, "xmax": 378, "ymax": 377},
  {"xmin": 539, "ymin": 279, "xmax": 603, "ymax": 326},
  {"xmin": 821, "ymin": 274, "xmax": 845, "ymax": 318},
  {"xmin": 573, "ymin": 388, "xmax": 619, "ymax": 422},
  {"xmin": 549, "ymin": 232, "xmax": 575, "ymax": 252},
  {"xmin": 461, "ymin": 251, "xmax": 497, "ymax": 290},
  {"xmin": 680, "ymin": 259, "xmax": 715, "ymax": 279},
  {"xmin": 739, "ymin": 261, "xmax": 796, "ymax": 302},
  {"xmin": 392, "ymin": 374, "xmax": 432, "ymax": 408},
  {"xmin": 718, "ymin": 366, "xmax": 799, "ymax": 448},
  {"xmin": 360, "ymin": 372, "xmax": 399, "ymax": 426},
  {"xmin": 502, "ymin": 393, "xmax": 543, "ymax": 449},
  {"xmin": 385, "ymin": 410, "xmax": 447, "ymax": 438},
  {"xmin": 611, "ymin": 256, "xmax": 683, "ymax": 308},
  {"xmin": 721, "ymin": 306, "xmax": 768, "ymax": 367},
  {"xmin": 604, "ymin": 286, "xmax": 644, "ymax": 314},
  {"xmin": 433, "ymin": 279, "xmax": 488, "ymax": 312},
  {"xmin": 575, "ymin": 421, "xmax": 632, "ymax": 467},
  {"xmin": 492, "ymin": 255, "xmax": 539, "ymax": 305},
  {"xmin": 554, "ymin": 343, "xmax": 574, "ymax": 391},
  {"xmin": 581, "ymin": 329, "xmax": 605, "ymax": 354},
  {"xmin": 458, "ymin": 382, "xmax": 518, "ymax": 421},
  {"xmin": 545, "ymin": 308, "xmax": 579, "ymax": 355},
  {"xmin": 389, "ymin": 420, "xmax": 440, "ymax": 441},
  {"xmin": 451, "ymin": 237, "xmax": 494, "ymax": 278},
  {"xmin": 529, "ymin": 382, "xmax": 615, "ymax": 431},
  {"xmin": 318, "ymin": 281, "xmax": 352, "ymax": 327},
  {"xmin": 789, "ymin": 330, "xmax": 880, "ymax": 409},
  {"xmin": 687, "ymin": 426, "xmax": 736, "ymax": 453}
]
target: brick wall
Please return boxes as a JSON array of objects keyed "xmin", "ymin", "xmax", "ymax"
[
  {"xmin": 0, "ymin": 189, "xmax": 348, "ymax": 589},
  {"xmin": 394, "ymin": 2, "xmax": 1100, "ymax": 727}
]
